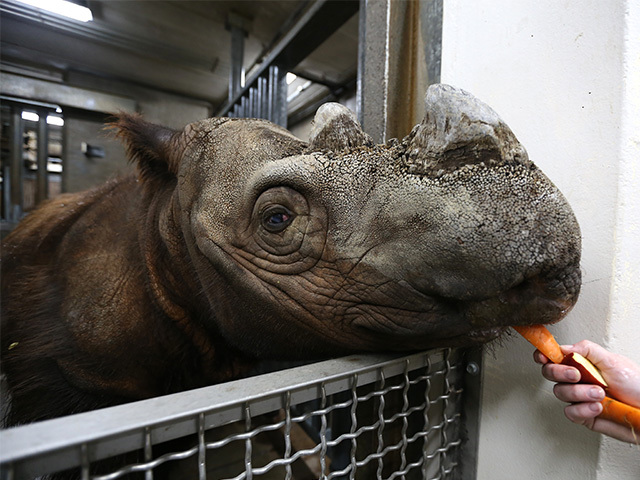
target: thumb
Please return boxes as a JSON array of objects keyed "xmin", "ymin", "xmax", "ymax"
[{"xmin": 567, "ymin": 340, "xmax": 615, "ymax": 372}]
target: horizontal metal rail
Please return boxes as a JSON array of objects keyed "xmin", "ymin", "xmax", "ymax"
[{"xmin": 0, "ymin": 350, "xmax": 459, "ymax": 479}]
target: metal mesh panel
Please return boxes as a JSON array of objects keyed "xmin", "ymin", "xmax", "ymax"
[{"xmin": 0, "ymin": 348, "xmax": 478, "ymax": 480}]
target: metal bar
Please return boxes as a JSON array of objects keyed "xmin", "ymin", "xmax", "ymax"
[
  {"xmin": 2, "ymin": 163, "xmax": 10, "ymax": 220},
  {"xmin": 357, "ymin": 0, "xmax": 390, "ymax": 143},
  {"xmin": 35, "ymin": 109, "xmax": 49, "ymax": 205},
  {"xmin": 267, "ymin": 65, "xmax": 277, "ymax": 122},
  {"xmin": 228, "ymin": 23, "xmax": 245, "ymax": 102},
  {"xmin": 8, "ymin": 107, "xmax": 23, "ymax": 219},
  {"xmin": 243, "ymin": 96, "xmax": 250, "ymax": 118},
  {"xmin": 274, "ymin": 68, "xmax": 288, "ymax": 127},
  {"xmin": 249, "ymin": 87, "xmax": 256, "ymax": 118},
  {"xmin": 452, "ymin": 347, "xmax": 482, "ymax": 480},
  {"xmin": 0, "ymin": 351, "xmax": 451, "ymax": 479},
  {"xmin": 1, "ymin": 95, "xmax": 60, "ymax": 111},
  {"xmin": 357, "ymin": 0, "xmax": 443, "ymax": 142}
]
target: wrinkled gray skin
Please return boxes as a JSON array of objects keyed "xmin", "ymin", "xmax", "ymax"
[{"xmin": 182, "ymin": 84, "xmax": 581, "ymax": 357}]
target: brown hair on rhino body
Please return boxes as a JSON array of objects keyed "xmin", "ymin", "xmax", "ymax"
[{"xmin": 1, "ymin": 84, "xmax": 581, "ymax": 425}]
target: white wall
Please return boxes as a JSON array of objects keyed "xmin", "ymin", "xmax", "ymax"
[{"xmin": 440, "ymin": 1, "xmax": 640, "ymax": 479}]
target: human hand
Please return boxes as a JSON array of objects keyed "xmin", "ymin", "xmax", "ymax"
[{"xmin": 534, "ymin": 340, "xmax": 640, "ymax": 443}]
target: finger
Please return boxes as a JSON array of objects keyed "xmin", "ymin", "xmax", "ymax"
[
  {"xmin": 589, "ymin": 418, "xmax": 640, "ymax": 444},
  {"xmin": 533, "ymin": 350, "xmax": 550, "ymax": 365},
  {"xmin": 564, "ymin": 401, "xmax": 602, "ymax": 425},
  {"xmin": 553, "ymin": 384, "xmax": 605, "ymax": 403},
  {"xmin": 534, "ymin": 346, "xmax": 573, "ymax": 364},
  {"xmin": 541, "ymin": 363, "xmax": 580, "ymax": 383}
]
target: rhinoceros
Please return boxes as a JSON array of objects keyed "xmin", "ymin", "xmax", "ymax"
[{"xmin": 1, "ymin": 84, "xmax": 581, "ymax": 425}]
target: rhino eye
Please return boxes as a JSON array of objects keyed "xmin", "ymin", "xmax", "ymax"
[{"xmin": 262, "ymin": 206, "xmax": 294, "ymax": 233}]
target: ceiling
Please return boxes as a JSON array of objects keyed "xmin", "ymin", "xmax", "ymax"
[{"xmin": 0, "ymin": 0, "xmax": 360, "ymax": 114}]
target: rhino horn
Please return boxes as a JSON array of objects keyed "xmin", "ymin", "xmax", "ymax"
[
  {"xmin": 112, "ymin": 112, "xmax": 182, "ymax": 184},
  {"xmin": 309, "ymin": 103, "xmax": 373, "ymax": 151},
  {"xmin": 404, "ymin": 84, "xmax": 529, "ymax": 175}
]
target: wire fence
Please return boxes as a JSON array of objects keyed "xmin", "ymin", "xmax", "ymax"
[{"xmin": 0, "ymin": 348, "xmax": 480, "ymax": 480}]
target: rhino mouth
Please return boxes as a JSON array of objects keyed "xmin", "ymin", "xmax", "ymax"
[
  {"xmin": 351, "ymin": 264, "xmax": 581, "ymax": 350},
  {"xmin": 461, "ymin": 265, "xmax": 581, "ymax": 329}
]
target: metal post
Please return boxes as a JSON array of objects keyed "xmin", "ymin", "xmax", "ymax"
[
  {"xmin": 357, "ymin": 0, "xmax": 390, "ymax": 143},
  {"xmin": 35, "ymin": 109, "xmax": 49, "ymax": 205},
  {"xmin": 9, "ymin": 107, "xmax": 23, "ymax": 219},
  {"xmin": 357, "ymin": 0, "xmax": 443, "ymax": 142},
  {"xmin": 452, "ymin": 347, "xmax": 482, "ymax": 480},
  {"xmin": 227, "ymin": 13, "xmax": 249, "ymax": 103}
]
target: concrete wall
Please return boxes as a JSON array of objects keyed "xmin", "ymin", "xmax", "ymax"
[
  {"xmin": 62, "ymin": 111, "xmax": 130, "ymax": 193},
  {"xmin": 440, "ymin": 1, "xmax": 640, "ymax": 478}
]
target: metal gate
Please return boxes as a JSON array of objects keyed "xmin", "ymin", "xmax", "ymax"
[{"xmin": 0, "ymin": 348, "xmax": 480, "ymax": 479}]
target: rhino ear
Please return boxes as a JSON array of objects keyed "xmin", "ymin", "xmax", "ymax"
[
  {"xmin": 309, "ymin": 103, "xmax": 373, "ymax": 151},
  {"xmin": 112, "ymin": 112, "xmax": 182, "ymax": 184}
]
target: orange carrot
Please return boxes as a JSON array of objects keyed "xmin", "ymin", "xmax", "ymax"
[
  {"xmin": 514, "ymin": 324, "xmax": 640, "ymax": 435},
  {"xmin": 600, "ymin": 397, "xmax": 640, "ymax": 433},
  {"xmin": 513, "ymin": 324, "xmax": 564, "ymax": 364}
]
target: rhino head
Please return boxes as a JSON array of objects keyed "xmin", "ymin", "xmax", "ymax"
[{"xmin": 121, "ymin": 84, "xmax": 581, "ymax": 359}]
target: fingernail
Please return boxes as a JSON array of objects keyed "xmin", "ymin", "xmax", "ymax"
[
  {"xmin": 589, "ymin": 387, "xmax": 604, "ymax": 400},
  {"xmin": 589, "ymin": 402, "xmax": 602, "ymax": 413},
  {"xmin": 565, "ymin": 368, "xmax": 580, "ymax": 382}
]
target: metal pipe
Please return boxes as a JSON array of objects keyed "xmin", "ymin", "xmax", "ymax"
[
  {"xmin": 258, "ymin": 76, "xmax": 268, "ymax": 119},
  {"xmin": 249, "ymin": 87, "xmax": 256, "ymax": 118}
]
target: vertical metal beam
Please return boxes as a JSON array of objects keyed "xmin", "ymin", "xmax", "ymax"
[
  {"xmin": 36, "ymin": 109, "xmax": 49, "ymax": 205},
  {"xmin": 227, "ymin": 14, "xmax": 248, "ymax": 103},
  {"xmin": 9, "ymin": 107, "xmax": 23, "ymax": 219},
  {"xmin": 357, "ymin": 0, "xmax": 390, "ymax": 143},
  {"xmin": 357, "ymin": 0, "xmax": 443, "ymax": 142},
  {"xmin": 453, "ymin": 347, "xmax": 482, "ymax": 480}
]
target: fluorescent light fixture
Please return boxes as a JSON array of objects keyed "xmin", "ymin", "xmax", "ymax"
[
  {"xmin": 286, "ymin": 73, "xmax": 298, "ymax": 85},
  {"xmin": 21, "ymin": 111, "xmax": 65, "ymax": 126},
  {"xmin": 21, "ymin": 111, "xmax": 39, "ymax": 122},
  {"xmin": 16, "ymin": 0, "xmax": 93, "ymax": 22},
  {"xmin": 47, "ymin": 115, "xmax": 65, "ymax": 127}
]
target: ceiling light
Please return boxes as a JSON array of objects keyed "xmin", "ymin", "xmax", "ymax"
[
  {"xmin": 21, "ymin": 111, "xmax": 66, "ymax": 126},
  {"xmin": 21, "ymin": 111, "xmax": 39, "ymax": 122},
  {"xmin": 16, "ymin": 0, "xmax": 93, "ymax": 22},
  {"xmin": 47, "ymin": 116, "xmax": 65, "ymax": 127}
]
